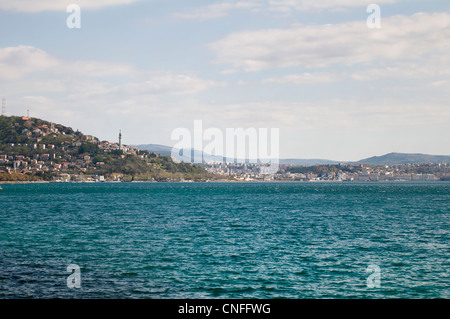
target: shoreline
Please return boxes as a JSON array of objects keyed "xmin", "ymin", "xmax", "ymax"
[
  {"xmin": 1, "ymin": 180, "xmax": 449, "ymax": 185},
  {"xmin": 0, "ymin": 180, "xmax": 51, "ymax": 184}
]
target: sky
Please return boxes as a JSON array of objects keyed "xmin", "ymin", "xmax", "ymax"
[{"xmin": 0, "ymin": 0, "xmax": 449, "ymax": 161}]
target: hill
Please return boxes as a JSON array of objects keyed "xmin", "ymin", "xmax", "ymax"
[
  {"xmin": 356, "ymin": 152, "xmax": 450, "ymax": 165},
  {"xmin": 0, "ymin": 116, "xmax": 219, "ymax": 182},
  {"xmin": 279, "ymin": 158, "xmax": 341, "ymax": 166}
]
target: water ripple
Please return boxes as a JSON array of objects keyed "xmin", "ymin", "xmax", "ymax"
[{"xmin": 0, "ymin": 182, "xmax": 448, "ymax": 298}]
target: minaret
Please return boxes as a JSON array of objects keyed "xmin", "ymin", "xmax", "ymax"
[{"xmin": 119, "ymin": 130, "xmax": 122, "ymax": 150}]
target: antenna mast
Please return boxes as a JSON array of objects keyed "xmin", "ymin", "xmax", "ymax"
[{"xmin": 1, "ymin": 99, "xmax": 5, "ymax": 116}]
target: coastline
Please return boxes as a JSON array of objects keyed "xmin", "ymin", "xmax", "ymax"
[
  {"xmin": 1, "ymin": 179, "xmax": 448, "ymax": 185},
  {"xmin": 0, "ymin": 180, "xmax": 51, "ymax": 184}
]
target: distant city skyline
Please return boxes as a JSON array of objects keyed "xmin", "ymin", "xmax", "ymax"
[{"xmin": 0, "ymin": 0, "xmax": 449, "ymax": 161}]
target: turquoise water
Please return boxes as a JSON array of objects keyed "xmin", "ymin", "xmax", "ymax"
[{"xmin": 0, "ymin": 182, "xmax": 449, "ymax": 299}]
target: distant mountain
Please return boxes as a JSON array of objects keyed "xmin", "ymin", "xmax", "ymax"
[
  {"xmin": 135, "ymin": 144, "xmax": 258, "ymax": 163},
  {"xmin": 136, "ymin": 144, "xmax": 341, "ymax": 165},
  {"xmin": 135, "ymin": 144, "xmax": 173, "ymax": 157},
  {"xmin": 356, "ymin": 153, "xmax": 450, "ymax": 165},
  {"xmin": 136, "ymin": 145, "xmax": 450, "ymax": 166}
]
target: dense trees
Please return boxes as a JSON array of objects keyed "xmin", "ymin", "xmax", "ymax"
[{"xmin": 89, "ymin": 153, "xmax": 215, "ymax": 181}]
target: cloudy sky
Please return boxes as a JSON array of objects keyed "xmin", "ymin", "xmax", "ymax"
[{"xmin": 0, "ymin": 0, "xmax": 449, "ymax": 161}]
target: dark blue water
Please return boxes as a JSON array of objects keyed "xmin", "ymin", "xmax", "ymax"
[{"xmin": 0, "ymin": 182, "xmax": 449, "ymax": 298}]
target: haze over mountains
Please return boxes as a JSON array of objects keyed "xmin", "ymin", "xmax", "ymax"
[
  {"xmin": 354, "ymin": 153, "xmax": 450, "ymax": 166},
  {"xmin": 135, "ymin": 144, "xmax": 450, "ymax": 166}
]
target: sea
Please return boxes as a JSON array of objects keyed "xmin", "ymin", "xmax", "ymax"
[{"xmin": 0, "ymin": 182, "xmax": 448, "ymax": 299}]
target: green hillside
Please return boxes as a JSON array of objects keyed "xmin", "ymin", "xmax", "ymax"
[{"xmin": 0, "ymin": 115, "xmax": 220, "ymax": 182}]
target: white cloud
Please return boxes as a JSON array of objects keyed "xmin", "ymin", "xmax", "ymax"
[
  {"xmin": 122, "ymin": 74, "xmax": 217, "ymax": 95},
  {"xmin": 262, "ymin": 72, "xmax": 338, "ymax": 84},
  {"xmin": 430, "ymin": 80, "xmax": 448, "ymax": 87},
  {"xmin": 265, "ymin": 0, "xmax": 401, "ymax": 12},
  {"xmin": 0, "ymin": 45, "xmax": 220, "ymax": 140},
  {"xmin": 0, "ymin": 46, "xmax": 59, "ymax": 79},
  {"xmin": 200, "ymin": 99, "xmax": 450, "ymax": 132},
  {"xmin": 350, "ymin": 61, "xmax": 450, "ymax": 82},
  {"xmin": 174, "ymin": 0, "xmax": 405, "ymax": 20},
  {"xmin": 173, "ymin": 1, "xmax": 259, "ymax": 21},
  {"xmin": 0, "ymin": 45, "xmax": 216, "ymax": 96},
  {"xmin": 0, "ymin": 0, "xmax": 143, "ymax": 13},
  {"xmin": 0, "ymin": 46, "xmax": 140, "ymax": 80},
  {"xmin": 209, "ymin": 12, "xmax": 450, "ymax": 72}
]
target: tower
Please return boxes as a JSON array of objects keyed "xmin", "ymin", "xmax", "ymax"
[
  {"xmin": 119, "ymin": 130, "xmax": 122, "ymax": 150},
  {"xmin": 1, "ymin": 99, "xmax": 5, "ymax": 116}
]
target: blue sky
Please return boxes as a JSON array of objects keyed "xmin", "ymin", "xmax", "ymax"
[{"xmin": 0, "ymin": 0, "xmax": 449, "ymax": 161}]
